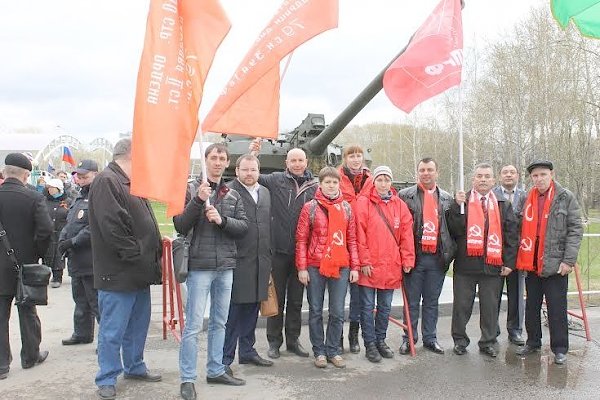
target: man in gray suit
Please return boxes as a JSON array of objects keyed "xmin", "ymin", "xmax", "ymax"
[
  {"xmin": 223, "ymin": 154, "xmax": 273, "ymax": 368},
  {"xmin": 492, "ymin": 164, "xmax": 526, "ymax": 345}
]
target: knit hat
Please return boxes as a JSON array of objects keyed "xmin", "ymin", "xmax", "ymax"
[
  {"xmin": 373, "ymin": 165, "xmax": 393, "ymax": 180},
  {"xmin": 4, "ymin": 153, "xmax": 33, "ymax": 171},
  {"xmin": 46, "ymin": 178, "xmax": 64, "ymax": 193}
]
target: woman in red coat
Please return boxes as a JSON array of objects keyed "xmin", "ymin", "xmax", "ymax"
[
  {"xmin": 355, "ymin": 166, "xmax": 415, "ymax": 363},
  {"xmin": 337, "ymin": 144, "xmax": 373, "ymax": 353},
  {"xmin": 296, "ymin": 167, "xmax": 360, "ymax": 369}
]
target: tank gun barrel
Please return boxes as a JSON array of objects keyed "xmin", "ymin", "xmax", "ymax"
[{"xmin": 308, "ymin": 43, "xmax": 411, "ymax": 155}]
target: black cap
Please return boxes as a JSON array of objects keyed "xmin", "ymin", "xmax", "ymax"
[
  {"xmin": 526, "ymin": 160, "xmax": 553, "ymax": 174},
  {"xmin": 4, "ymin": 153, "xmax": 32, "ymax": 171},
  {"xmin": 74, "ymin": 159, "xmax": 99, "ymax": 174}
]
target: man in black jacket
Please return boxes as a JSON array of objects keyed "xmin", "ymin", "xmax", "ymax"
[
  {"xmin": 250, "ymin": 140, "xmax": 318, "ymax": 359},
  {"xmin": 0, "ymin": 153, "xmax": 53, "ymax": 380},
  {"xmin": 58, "ymin": 159, "xmax": 99, "ymax": 346},
  {"xmin": 447, "ymin": 163, "xmax": 518, "ymax": 358},
  {"xmin": 175, "ymin": 144, "xmax": 248, "ymax": 400},
  {"xmin": 223, "ymin": 155, "xmax": 273, "ymax": 368},
  {"xmin": 89, "ymin": 139, "xmax": 163, "ymax": 400}
]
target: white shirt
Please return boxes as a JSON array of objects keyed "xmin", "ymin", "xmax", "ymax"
[{"xmin": 240, "ymin": 181, "xmax": 259, "ymax": 203}]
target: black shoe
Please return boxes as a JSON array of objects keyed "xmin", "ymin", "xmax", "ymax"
[
  {"xmin": 453, "ymin": 344, "xmax": 467, "ymax": 355},
  {"xmin": 180, "ymin": 382, "xmax": 196, "ymax": 400},
  {"xmin": 267, "ymin": 344, "xmax": 280, "ymax": 359},
  {"xmin": 124, "ymin": 370, "xmax": 162, "ymax": 382},
  {"xmin": 423, "ymin": 341, "xmax": 445, "ymax": 354},
  {"xmin": 206, "ymin": 372, "xmax": 246, "ymax": 386},
  {"xmin": 287, "ymin": 342, "xmax": 309, "ymax": 357},
  {"xmin": 348, "ymin": 321, "xmax": 360, "ymax": 354},
  {"xmin": 62, "ymin": 335, "xmax": 93, "ymax": 345},
  {"xmin": 399, "ymin": 340, "xmax": 411, "ymax": 355},
  {"xmin": 376, "ymin": 340, "xmax": 394, "ymax": 358},
  {"xmin": 22, "ymin": 350, "xmax": 49, "ymax": 369},
  {"xmin": 240, "ymin": 355, "xmax": 274, "ymax": 367},
  {"xmin": 479, "ymin": 346, "xmax": 498, "ymax": 358},
  {"xmin": 516, "ymin": 345, "xmax": 541, "ymax": 356},
  {"xmin": 508, "ymin": 334, "xmax": 525, "ymax": 346},
  {"xmin": 97, "ymin": 385, "xmax": 116, "ymax": 400},
  {"xmin": 365, "ymin": 342, "xmax": 382, "ymax": 363},
  {"xmin": 554, "ymin": 353, "xmax": 567, "ymax": 365},
  {"xmin": 0, "ymin": 370, "xmax": 7, "ymax": 380}
]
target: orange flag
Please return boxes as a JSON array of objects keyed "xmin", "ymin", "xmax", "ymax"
[
  {"xmin": 131, "ymin": 0, "xmax": 230, "ymax": 216},
  {"xmin": 202, "ymin": 0, "xmax": 338, "ymax": 138}
]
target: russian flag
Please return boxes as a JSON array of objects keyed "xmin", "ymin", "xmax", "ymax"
[{"xmin": 62, "ymin": 146, "xmax": 76, "ymax": 166}]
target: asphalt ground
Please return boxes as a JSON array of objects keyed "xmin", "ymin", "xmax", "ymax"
[{"xmin": 2, "ymin": 276, "xmax": 600, "ymax": 400}]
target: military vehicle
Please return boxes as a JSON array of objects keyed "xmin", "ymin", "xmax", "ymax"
[{"xmin": 213, "ymin": 45, "xmax": 414, "ymax": 189}]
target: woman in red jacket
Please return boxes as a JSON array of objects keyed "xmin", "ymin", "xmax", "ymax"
[
  {"xmin": 355, "ymin": 166, "xmax": 415, "ymax": 363},
  {"xmin": 338, "ymin": 144, "xmax": 373, "ymax": 354},
  {"xmin": 296, "ymin": 167, "xmax": 360, "ymax": 369}
]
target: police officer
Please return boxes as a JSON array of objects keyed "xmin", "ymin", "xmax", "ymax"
[
  {"xmin": 0, "ymin": 153, "xmax": 53, "ymax": 380},
  {"xmin": 58, "ymin": 160, "xmax": 100, "ymax": 346}
]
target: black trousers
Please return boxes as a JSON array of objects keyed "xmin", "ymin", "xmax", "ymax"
[
  {"xmin": 266, "ymin": 252, "xmax": 304, "ymax": 347},
  {"xmin": 452, "ymin": 273, "xmax": 502, "ymax": 348},
  {"xmin": 0, "ymin": 295, "xmax": 42, "ymax": 373},
  {"xmin": 497, "ymin": 270, "xmax": 525, "ymax": 337},
  {"xmin": 71, "ymin": 275, "xmax": 99, "ymax": 340},
  {"xmin": 223, "ymin": 302, "xmax": 260, "ymax": 365},
  {"xmin": 525, "ymin": 273, "xmax": 569, "ymax": 354}
]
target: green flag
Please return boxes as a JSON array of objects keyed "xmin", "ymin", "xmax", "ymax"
[{"xmin": 551, "ymin": 0, "xmax": 600, "ymax": 38}]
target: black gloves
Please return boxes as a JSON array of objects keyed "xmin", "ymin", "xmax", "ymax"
[{"xmin": 57, "ymin": 239, "xmax": 74, "ymax": 255}]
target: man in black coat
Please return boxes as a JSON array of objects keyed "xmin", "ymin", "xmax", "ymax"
[
  {"xmin": 58, "ymin": 159, "xmax": 99, "ymax": 346},
  {"xmin": 0, "ymin": 153, "xmax": 53, "ymax": 380},
  {"xmin": 223, "ymin": 154, "xmax": 273, "ymax": 368},
  {"xmin": 447, "ymin": 163, "xmax": 519, "ymax": 358},
  {"xmin": 250, "ymin": 140, "xmax": 318, "ymax": 359},
  {"xmin": 492, "ymin": 164, "xmax": 527, "ymax": 345},
  {"xmin": 89, "ymin": 139, "xmax": 163, "ymax": 400}
]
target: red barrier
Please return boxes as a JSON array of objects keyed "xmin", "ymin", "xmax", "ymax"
[
  {"xmin": 386, "ymin": 280, "xmax": 416, "ymax": 357},
  {"xmin": 161, "ymin": 237, "xmax": 185, "ymax": 342},
  {"xmin": 569, "ymin": 263, "xmax": 591, "ymax": 341}
]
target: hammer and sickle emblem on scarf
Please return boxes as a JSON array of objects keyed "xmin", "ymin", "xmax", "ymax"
[
  {"xmin": 332, "ymin": 230, "xmax": 344, "ymax": 246},
  {"xmin": 468, "ymin": 225, "xmax": 483, "ymax": 238},
  {"xmin": 423, "ymin": 221, "xmax": 436, "ymax": 234},
  {"xmin": 524, "ymin": 204, "xmax": 534, "ymax": 222},
  {"xmin": 520, "ymin": 238, "xmax": 533, "ymax": 251},
  {"xmin": 488, "ymin": 233, "xmax": 500, "ymax": 247}
]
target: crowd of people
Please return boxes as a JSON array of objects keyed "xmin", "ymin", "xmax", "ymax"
[{"xmin": 0, "ymin": 138, "xmax": 583, "ymax": 400}]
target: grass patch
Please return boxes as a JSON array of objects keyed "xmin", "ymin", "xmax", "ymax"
[{"xmin": 151, "ymin": 201, "xmax": 175, "ymax": 238}]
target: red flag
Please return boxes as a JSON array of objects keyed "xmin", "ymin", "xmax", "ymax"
[
  {"xmin": 202, "ymin": 0, "xmax": 338, "ymax": 138},
  {"xmin": 383, "ymin": 0, "xmax": 463, "ymax": 113},
  {"xmin": 62, "ymin": 146, "xmax": 76, "ymax": 166},
  {"xmin": 131, "ymin": 0, "xmax": 231, "ymax": 216}
]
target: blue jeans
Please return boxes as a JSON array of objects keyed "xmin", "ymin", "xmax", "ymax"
[
  {"xmin": 348, "ymin": 282, "xmax": 361, "ymax": 323},
  {"xmin": 403, "ymin": 253, "xmax": 446, "ymax": 344},
  {"xmin": 95, "ymin": 288, "xmax": 151, "ymax": 387},
  {"xmin": 179, "ymin": 269, "xmax": 233, "ymax": 382},
  {"xmin": 359, "ymin": 286, "xmax": 394, "ymax": 344},
  {"xmin": 306, "ymin": 267, "xmax": 349, "ymax": 357}
]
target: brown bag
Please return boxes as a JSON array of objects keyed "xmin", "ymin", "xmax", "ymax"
[{"xmin": 260, "ymin": 275, "xmax": 278, "ymax": 317}]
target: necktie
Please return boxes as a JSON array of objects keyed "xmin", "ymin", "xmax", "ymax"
[
  {"xmin": 508, "ymin": 191, "xmax": 514, "ymax": 203},
  {"xmin": 481, "ymin": 196, "xmax": 488, "ymax": 216}
]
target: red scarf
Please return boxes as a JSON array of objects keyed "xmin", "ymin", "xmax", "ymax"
[
  {"xmin": 316, "ymin": 190, "xmax": 350, "ymax": 278},
  {"xmin": 466, "ymin": 190, "xmax": 503, "ymax": 266},
  {"xmin": 419, "ymin": 183, "xmax": 438, "ymax": 253},
  {"xmin": 516, "ymin": 182, "xmax": 555, "ymax": 275}
]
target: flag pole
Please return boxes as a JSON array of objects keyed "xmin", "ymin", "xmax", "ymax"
[
  {"xmin": 196, "ymin": 124, "xmax": 210, "ymax": 207},
  {"xmin": 458, "ymin": 80, "xmax": 465, "ymax": 214}
]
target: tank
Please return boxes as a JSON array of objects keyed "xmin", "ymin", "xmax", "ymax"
[{"xmin": 217, "ymin": 44, "xmax": 414, "ymax": 189}]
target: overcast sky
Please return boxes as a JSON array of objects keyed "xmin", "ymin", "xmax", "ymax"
[{"xmin": 0, "ymin": 0, "xmax": 544, "ymax": 141}]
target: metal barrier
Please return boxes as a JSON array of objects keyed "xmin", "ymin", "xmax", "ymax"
[
  {"xmin": 386, "ymin": 280, "xmax": 416, "ymax": 357},
  {"xmin": 568, "ymin": 263, "xmax": 591, "ymax": 340},
  {"xmin": 161, "ymin": 237, "xmax": 185, "ymax": 342}
]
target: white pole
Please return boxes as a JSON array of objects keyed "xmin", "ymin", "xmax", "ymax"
[
  {"xmin": 196, "ymin": 125, "xmax": 210, "ymax": 207},
  {"xmin": 458, "ymin": 83, "xmax": 465, "ymax": 214}
]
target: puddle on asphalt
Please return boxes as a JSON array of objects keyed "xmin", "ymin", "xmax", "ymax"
[{"xmin": 504, "ymin": 346, "xmax": 589, "ymax": 389}]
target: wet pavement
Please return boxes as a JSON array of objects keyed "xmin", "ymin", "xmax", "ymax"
[{"xmin": 1, "ymin": 276, "xmax": 599, "ymax": 400}]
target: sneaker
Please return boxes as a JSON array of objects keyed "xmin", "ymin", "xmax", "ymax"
[
  {"xmin": 327, "ymin": 355, "xmax": 346, "ymax": 369},
  {"xmin": 314, "ymin": 355, "xmax": 327, "ymax": 368},
  {"xmin": 50, "ymin": 281, "xmax": 61, "ymax": 288}
]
